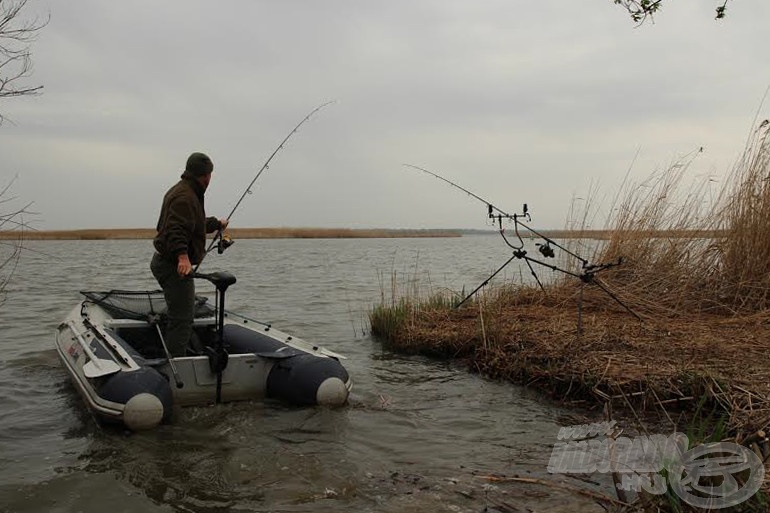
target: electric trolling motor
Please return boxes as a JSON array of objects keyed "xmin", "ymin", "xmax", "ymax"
[{"xmin": 193, "ymin": 271, "xmax": 237, "ymax": 404}]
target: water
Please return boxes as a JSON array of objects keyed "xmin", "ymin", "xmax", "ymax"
[{"xmin": 0, "ymin": 236, "xmax": 609, "ymax": 512}]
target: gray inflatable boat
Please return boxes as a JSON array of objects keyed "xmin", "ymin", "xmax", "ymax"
[{"xmin": 55, "ymin": 271, "xmax": 351, "ymax": 431}]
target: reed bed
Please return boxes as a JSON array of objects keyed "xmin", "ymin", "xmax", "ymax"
[
  {"xmin": 588, "ymin": 123, "xmax": 770, "ymax": 318},
  {"xmin": 370, "ymin": 123, "xmax": 770, "ymax": 509},
  {"xmin": 578, "ymin": 124, "xmax": 770, "ymax": 435}
]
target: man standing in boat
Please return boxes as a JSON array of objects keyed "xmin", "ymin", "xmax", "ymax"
[{"xmin": 151, "ymin": 152, "xmax": 228, "ymax": 357}]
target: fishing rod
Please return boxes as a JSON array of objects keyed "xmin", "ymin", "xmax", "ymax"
[
  {"xmin": 404, "ymin": 165, "xmax": 587, "ymax": 265},
  {"xmin": 195, "ymin": 101, "xmax": 336, "ymax": 271},
  {"xmin": 405, "ymin": 164, "xmax": 640, "ymax": 321}
]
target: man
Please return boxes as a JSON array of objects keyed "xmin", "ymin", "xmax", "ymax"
[{"xmin": 151, "ymin": 152, "xmax": 229, "ymax": 357}]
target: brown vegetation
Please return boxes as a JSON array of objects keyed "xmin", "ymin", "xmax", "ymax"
[
  {"xmin": 371, "ymin": 123, "xmax": 770, "ymax": 508},
  {"xmin": 381, "ymin": 284, "xmax": 770, "ymax": 433},
  {"xmin": 376, "ymin": 123, "xmax": 770, "ymax": 421}
]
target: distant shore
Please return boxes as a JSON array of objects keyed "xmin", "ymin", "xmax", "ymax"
[
  {"xmin": 0, "ymin": 228, "xmax": 725, "ymax": 241},
  {"xmin": 0, "ymin": 227, "xmax": 464, "ymax": 240}
]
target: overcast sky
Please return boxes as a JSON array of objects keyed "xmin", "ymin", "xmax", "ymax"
[{"xmin": 1, "ymin": 0, "xmax": 769, "ymax": 230}]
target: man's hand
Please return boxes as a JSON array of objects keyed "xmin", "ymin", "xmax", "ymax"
[
  {"xmin": 177, "ymin": 253, "xmax": 192, "ymax": 276},
  {"xmin": 219, "ymin": 218, "xmax": 229, "ymax": 230}
]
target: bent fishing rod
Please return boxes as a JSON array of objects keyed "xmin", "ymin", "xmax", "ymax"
[
  {"xmin": 404, "ymin": 164, "xmax": 639, "ymax": 321},
  {"xmin": 194, "ymin": 101, "xmax": 335, "ymax": 272}
]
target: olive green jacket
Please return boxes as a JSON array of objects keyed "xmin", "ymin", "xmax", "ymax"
[{"xmin": 153, "ymin": 176, "xmax": 221, "ymax": 265}]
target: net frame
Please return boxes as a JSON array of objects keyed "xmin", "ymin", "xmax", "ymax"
[{"xmin": 80, "ymin": 289, "xmax": 216, "ymax": 321}]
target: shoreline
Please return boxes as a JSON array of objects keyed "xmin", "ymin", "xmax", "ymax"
[
  {"xmin": 369, "ymin": 282, "xmax": 770, "ymax": 508},
  {"xmin": 370, "ymin": 284, "xmax": 770, "ymax": 441},
  {"xmin": 0, "ymin": 227, "xmax": 464, "ymax": 240},
  {"xmin": 0, "ymin": 228, "xmax": 726, "ymax": 241}
]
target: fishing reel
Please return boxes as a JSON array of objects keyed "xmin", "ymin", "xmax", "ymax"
[
  {"xmin": 217, "ymin": 234, "xmax": 235, "ymax": 254},
  {"xmin": 203, "ymin": 233, "xmax": 235, "ymax": 260},
  {"xmin": 536, "ymin": 242, "xmax": 555, "ymax": 258}
]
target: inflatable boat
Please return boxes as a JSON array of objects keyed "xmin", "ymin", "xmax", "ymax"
[{"xmin": 54, "ymin": 271, "xmax": 351, "ymax": 431}]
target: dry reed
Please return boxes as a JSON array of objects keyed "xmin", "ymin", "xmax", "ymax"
[{"xmin": 370, "ymin": 122, "xmax": 770, "ymax": 445}]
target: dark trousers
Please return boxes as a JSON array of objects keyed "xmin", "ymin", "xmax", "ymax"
[{"xmin": 150, "ymin": 252, "xmax": 195, "ymax": 357}]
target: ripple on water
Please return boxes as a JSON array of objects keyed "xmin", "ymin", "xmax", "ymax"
[{"xmin": 0, "ymin": 238, "xmax": 607, "ymax": 512}]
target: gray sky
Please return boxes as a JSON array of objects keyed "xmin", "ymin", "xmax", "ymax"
[{"xmin": 1, "ymin": 0, "xmax": 769, "ymax": 230}]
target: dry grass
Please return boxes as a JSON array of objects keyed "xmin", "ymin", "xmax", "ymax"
[
  {"xmin": 387, "ymin": 283, "xmax": 770, "ymax": 431},
  {"xmin": 592, "ymin": 122, "xmax": 770, "ymax": 317}
]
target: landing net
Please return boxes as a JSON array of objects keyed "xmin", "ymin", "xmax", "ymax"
[{"xmin": 80, "ymin": 290, "xmax": 216, "ymax": 320}]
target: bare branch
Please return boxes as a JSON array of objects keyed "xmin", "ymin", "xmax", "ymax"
[
  {"xmin": 0, "ymin": 173, "xmax": 18, "ymax": 197},
  {"xmin": 0, "ymin": 201, "xmax": 35, "ymax": 230},
  {"xmin": 0, "ymin": 176, "xmax": 35, "ymax": 306},
  {"xmin": 613, "ymin": 0, "xmax": 663, "ymax": 24},
  {"xmin": 0, "ymin": 0, "xmax": 48, "ymax": 116},
  {"xmin": 613, "ymin": 0, "xmax": 732, "ymax": 24}
]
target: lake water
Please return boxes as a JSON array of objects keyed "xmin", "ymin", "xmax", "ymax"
[{"xmin": 0, "ymin": 235, "xmax": 610, "ymax": 512}]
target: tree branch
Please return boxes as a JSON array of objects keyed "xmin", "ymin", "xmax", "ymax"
[
  {"xmin": 613, "ymin": 0, "xmax": 732, "ymax": 24},
  {"xmin": 0, "ymin": 0, "xmax": 48, "ymax": 115}
]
